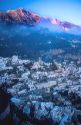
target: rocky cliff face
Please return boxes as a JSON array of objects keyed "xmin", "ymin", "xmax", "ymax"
[{"xmin": 0, "ymin": 8, "xmax": 40, "ymax": 26}]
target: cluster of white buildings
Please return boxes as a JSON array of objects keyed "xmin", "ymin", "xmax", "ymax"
[
  {"xmin": 0, "ymin": 56, "xmax": 81, "ymax": 124},
  {"xmin": 0, "ymin": 56, "xmax": 81, "ymax": 93}
]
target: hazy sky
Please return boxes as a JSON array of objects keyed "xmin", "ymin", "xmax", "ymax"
[{"xmin": 0, "ymin": 0, "xmax": 81, "ymax": 25}]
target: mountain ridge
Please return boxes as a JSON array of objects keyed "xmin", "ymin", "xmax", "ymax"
[{"xmin": 0, "ymin": 8, "xmax": 81, "ymax": 33}]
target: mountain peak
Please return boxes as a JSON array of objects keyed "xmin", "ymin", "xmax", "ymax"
[
  {"xmin": 0, "ymin": 8, "xmax": 40, "ymax": 25},
  {"xmin": 50, "ymin": 18, "xmax": 61, "ymax": 25}
]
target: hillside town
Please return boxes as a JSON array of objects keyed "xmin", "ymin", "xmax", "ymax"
[{"xmin": 0, "ymin": 55, "xmax": 81, "ymax": 125}]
